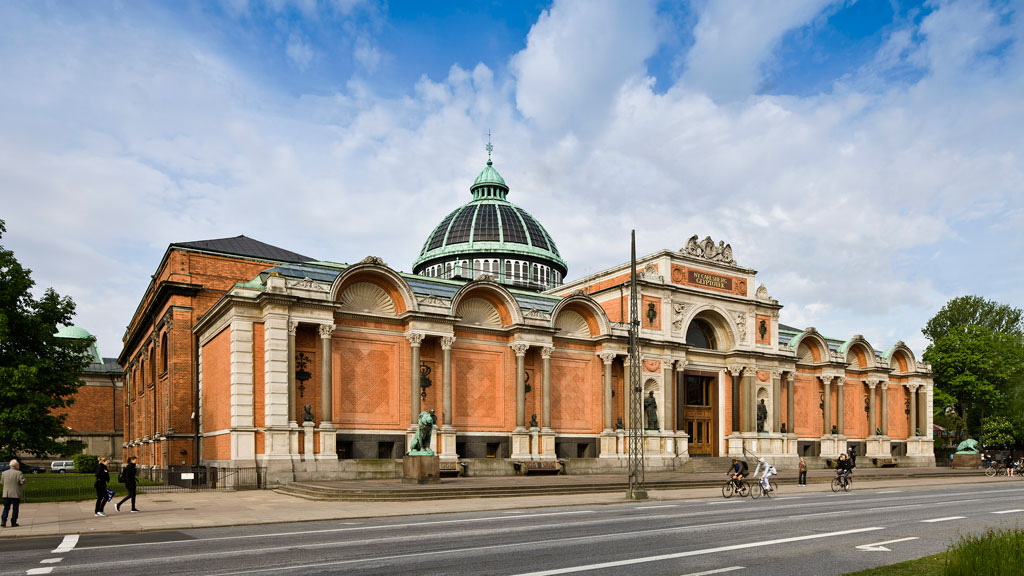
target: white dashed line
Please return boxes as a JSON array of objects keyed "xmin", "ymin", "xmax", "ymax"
[
  {"xmin": 52, "ymin": 534, "xmax": 79, "ymax": 554},
  {"xmin": 920, "ymin": 516, "xmax": 965, "ymax": 523},
  {"xmin": 992, "ymin": 509, "xmax": 1024, "ymax": 514},
  {"xmin": 27, "ymin": 569, "xmax": 54, "ymax": 575},
  {"xmin": 40, "ymin": 558, "xmax": 63, "ymax": 564},
  {"xmin": 679, "ymin": 567, "xmax": 744, "ymax": 576},
  {"xmin": 636, "ymin": 504, "xmax": 679, "ymax": 509}
]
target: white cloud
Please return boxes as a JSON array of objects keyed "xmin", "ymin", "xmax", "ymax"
[
  {"xmin": 683, "ymin": 0, "xmax": 838, "ymax": 101},
  {"xmin": 286, "ymin": 32, "xmax": 315, "ymax": 71},
  {"xmin": 354, "ymin": 34, "xmax": 382, "ymax": 74},
  {"xmin": 510, "ymin": 0, "xmax": 658, "ymax": 136}
]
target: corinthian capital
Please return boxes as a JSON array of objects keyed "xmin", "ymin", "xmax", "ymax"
[
  {"xmin": 440, "ymin": 335, "xmax": 456, "ymax": 350},
  {"xmin": 510, "ymin": 342, "xmax": 530, "ymax": 357},
  {"xmin": 318, "ymin": 323, "xmax": 336, "ymax": 339},
  {"xmin": 597, "ymin": 351, "xmax": 617, "ymax": 365},
  {"xmin": 819, "ymin": 375, "xmax": 834, "ymax": 386},
  {"xmin": 541, "ymin": 346, "xmax": 554, "ymax": 359},
  {"xmin": 726, "ymin": 364, "xmax": 745, "ymax": 376},
  {"xmin": 405, "ymin": 331, "xmax": 425, "ymax": 347}
]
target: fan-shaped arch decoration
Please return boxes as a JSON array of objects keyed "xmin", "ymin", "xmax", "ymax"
[
  {"xmin": 554, "ymin": 309, "xmax": 591, "ymax": 337},
  {"xmin": 339, "ymin": 282, "xmax": 396, "ymax": 316},
  {"xmin": 456, "ymin": 298, "xmax": 502, "ymax": 328}
]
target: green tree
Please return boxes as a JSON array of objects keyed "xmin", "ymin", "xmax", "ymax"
[
  {"xmin": 0, "ymin": 219, "xmax": 93, "ymax": 457},
  {"xmin": 923, "ymin": 295, "xmax": 1024, "ymax": 343},
  {"xmin": 981, "ymin": 416, "xmax": 1016, "ymax": 447},
  {"xmin": 923, "ymin": 296, "xmax": 1024, "ymax": 442}
]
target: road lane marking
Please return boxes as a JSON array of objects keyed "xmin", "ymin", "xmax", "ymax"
[
  {"xmin": 680, "ymin": 567, "xmax": 743, "ymax": 576},
  {"xmin": 875, "ymin": 491, "xmax": 901, "ymax": 494},
  {"xmin": 789, "ymin": 510, "xmax": 848, "ymax": 519},
  {"xmin": 636, "ymin": 505, "xmax": 678, "ymax": 509},
  {"xmin": 856, "ymin": 537, "xmax": 919, "ymax": 552},
  {"xmin": 40, "ymin": 559, "xmax": 63, "ymax": 564},
  {"xmin": 507, "ymin": 527, "xmax": 885, "ymax": 576},
  {"xmin": 503, "ymin": 511, "xmax": 528, "ymax": 514},
  {"xmin": 27, "ymin": 569, "xmax": 54, "ymax": 575},
  {"xmin": 870, "ymin": 504, "xmax": 923, "ymax": 511},
  {"xmin": 773, "ymin": 497, "xmax": 800, "ymax": 501},
  {"xmin": 52, "ymin": 535, "xmax": 78, "ymax": 554},
  {"xmin": 992, "ymin": 509, "xmax": 1024, "ymax": 514},
  {"xmin": 920, "ymin": 516, "xmax": 965, "ymax": 523},
  {"xmin": 70, "ymin": 510, "xmax": 597, "ymax": 550}
]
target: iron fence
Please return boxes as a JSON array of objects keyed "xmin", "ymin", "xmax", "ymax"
[{"xmin": 21, "ymin": 466, "xmax": 266, "ymax": 502}]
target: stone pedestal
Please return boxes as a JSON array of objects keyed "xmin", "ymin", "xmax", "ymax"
[
  {"xmin": 402, "ymin": 455, "xmax": 441, "ymax": 484},
  {"xmin": 865, "ymin": 435, "xmax": 891, "ymax": 459},
  {"xmin": 784, "ymin": 434, "xmax": 798, "ymax": 456},
  {"xmin": 674, "ymin": 432, "xmax": 689, "ymax": 457},
  {"xmin": 510, "ymin": 428, "xmax": 531, "ymax": 459},
  {"xmin": 438, "ymin": 426, "xmax": 458, "ymax": 462},
  {"xmin": 616, "ymin": 430, "xmax": 625, "ymax": 455},
  {"xmin": 599, "ymin": 431, "xmax": 618, "ymax": 458},
  {"xmin": 529, "ymin": 427, "xmax": 540, "ymax": 458},
  {"xmin": 302, "ymin": 421, "xmax": 315, "ymax": 462},
  {"xmin": 952, "ymin": 453, "xmax": 982, "ymax": 469},
  {"xmin": 289, "ymin": 423, "xmax": 300, "ymax": 458},
  {"xmin": 727, "ymin": 435, "xmax": 744, "ymax": 457},
  {"xmin": 317, "ymin": 423, "xmax": 337, "ymax": 460},
  {"xmin": 819, "ymin": 435, "xmax": 840, "ymax": 459},
  {"xmin": 540, "ymin": 429, "xmax": 556, "ymax": 460},
  {"xmin": 644, "ymin": 434, "xmax": 662, "ymax": 455}
]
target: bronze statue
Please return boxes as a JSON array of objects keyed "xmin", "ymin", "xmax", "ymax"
[
  {"xmin": 529, "ymin": 414, "xmax": 539, "ymax": 428},
  {"xmin": 644, "ymin": 391, "xmax": 659, "ymax": 430},
  {"xmin": 756, "ymin": 399, "xmax": 768, "ymax": 432},
  {"xmin": 407, "ymin": 409, "xmax": 437, "ymax": 455},
  {"xmin": 301, "ymin": 404, "xmax": 314, "ymax": 423},
  {"xmin": 955, "ymin": 438, "xmax": 980, "ymax": 454}
]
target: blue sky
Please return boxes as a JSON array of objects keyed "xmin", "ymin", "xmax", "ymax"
[{"xmin": 1, "ymin": 0, "xmax": 1022, "ymax": 359}]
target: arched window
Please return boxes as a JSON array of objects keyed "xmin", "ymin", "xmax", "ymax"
[
  {"xmin": 160, "ymin": 333, "xmax": 168, "ymax": 373},
  {"xmin": 445, "ymin": 262, "xmax": 452, "ymax": 277},
  {"xmin": 532, "ymin": 264, "xmax": 538, "ymax": 281},
  {"xmin": 461, "ymin": 260, "xmax": 469, "ymax": 276},
  {"xmin": 686, "ymin": 319, "xmax": 718, "ymax": 350}
]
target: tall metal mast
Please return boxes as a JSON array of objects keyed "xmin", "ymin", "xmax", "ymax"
[{"xmin": 627, "ymin": 230, "xmax": 647, "ymax": 499}]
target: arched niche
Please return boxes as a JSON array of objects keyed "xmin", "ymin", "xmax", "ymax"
[
  {"xmin": 792, "ymin": 331, "xmax": 829, "ymax": 364},
  {"xmin": 549, "ymin": 294, "xmax": 609, "ymax": 338},
  {"xmin": 338, "ymin": 282, "xmax": 397, "ymax": 316},
  {"xmin": 842, "ymin": 338, "xmax": 876, "ymax": 370},
  {"xmin": 330, "ymin": 264, "xmax": 416, "ymax": 315},
  {"xmin": 450, "ymin": 281, "xmax": 521, "ymax": 327},
  {"xmin": 456, "ymin": 297, "xmax": 503, "ymax": 328},
  {"xmin": 684, "ymin": 307, "xmax": 735, "ymax": 351}
]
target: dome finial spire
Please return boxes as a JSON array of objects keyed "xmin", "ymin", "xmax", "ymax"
[{"xmin": 486, "ymin": 130, "xmax": 493, "ymax": 166}]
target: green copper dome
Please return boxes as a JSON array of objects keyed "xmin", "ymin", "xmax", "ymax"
[{"xmin": 413, "ymin": 149, "xmax": 568, "ymax": 291}]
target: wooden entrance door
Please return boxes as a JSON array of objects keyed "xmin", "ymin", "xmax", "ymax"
[{"xmin": 681, "ymin": 374, "xmax": 716, "ymax": 456}]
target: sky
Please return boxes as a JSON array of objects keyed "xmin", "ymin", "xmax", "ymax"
[{"xmin": 1, "ymin": 0, "xmax": 1022, "ymax": 360}]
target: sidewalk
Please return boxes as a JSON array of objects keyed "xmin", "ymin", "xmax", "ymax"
[{"xmin": 0, "ymin": 471, "xmax": 1011, "ymax": 540}]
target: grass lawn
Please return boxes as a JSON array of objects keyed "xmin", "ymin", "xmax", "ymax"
[
  {"xmin": 23, "ymin": 473, "xmax": 162, "ymax": 503},
  {"xmin": 842, "ymin": 554, "xmax": 946, "ymax": 576},
  {"xmin": 844, "ymin": 527, "xmax": 1024, "ymax": 575}
]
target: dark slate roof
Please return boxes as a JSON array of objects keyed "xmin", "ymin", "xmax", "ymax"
[
  {"xmin": 85, "ymin": 357, "xmax": 122, "ymax": 374},
  {"xmin": 172, "ymin": 235, "xmax": 314, "ymax": 263}
]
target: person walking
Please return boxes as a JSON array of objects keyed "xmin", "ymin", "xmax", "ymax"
[
  {"xmin": 115, "ymin": 456, "xmax": 140, "ymax": 512},
  {"xmin": 798, "ymin": 457, "xmax": 807, "ymax": 486},
  {"xmin": 94, "ymin": 458, "xmax": 110, "ymax": 517},
  {"xmin": 1, "ymin": 459, "xmax": 26, "ymax": 527}
]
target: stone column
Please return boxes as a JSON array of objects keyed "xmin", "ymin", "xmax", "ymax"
[
  {"xmin": 880, "ymin": 381, "xmax": 889, "ymax": 437},
  {"xmin": 728, "ymin": 365, "xmax": 743, "ymax": 433},
  {"xmin": 867, "ymin": 379, "xmax": 877, "ymax": 434},
  {"xmin": 917, "ymin": 385, "xmax": 928, "ymax": 437},
  {"xmin": 742, "ymin": 368, "xmax": 756, "ymax": 433},
  {"xmin": 662, "ymin": 362, "xmax": 675, "ymax": 432},
  {"xmin": 441, "ymin": 336, "xmax": 455, "ymax": 427},
  {"xmin": 908, "ymin": 383, "xmax": 919, "ymax": 436},
  {"xmin": 287, "ymin": 321, "xmax": 298, "ymax": 426},
  {"xmin": 319, "ymin": 324, "xmax": 335, "ymax": 424},
  {"xmin": 510, "ymin": 342, "xmax": 530, "ymax": 430},
  {"xmin": 821, "ymin": 375, "xmax": 833, "ymax": 435},
  {"xmin": 771, "ymin": 368, "xmax": 781, "ymax": 433},
  {"xmin": 405, "ymin": 332, "xmax": 424, "ymax": 425},
  {"xmin": 598, "ymin": 352, "xmax": 617, "ymax": 431},
  {"xmin": 786, "ymin": 372, "xmax": 795, "ymax": 435},
  {"xmin": 835, "ymin": 376, "xmax": 845, "ymax": 436},
  {"xmin": 541, "ymin": 346, "xmax": 554, "ymax": 430}
]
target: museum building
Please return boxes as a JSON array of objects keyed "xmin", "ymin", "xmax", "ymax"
[{"xmin": 121, "ymin": 150, "xmax": 935, "ymax": 482}]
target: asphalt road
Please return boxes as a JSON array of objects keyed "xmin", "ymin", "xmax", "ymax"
[{"xmin": 3, "ymin": 482, "xmax": 1023, "ymax": 576}]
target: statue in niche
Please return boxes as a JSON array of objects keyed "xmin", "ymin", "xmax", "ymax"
[
  {"xmin": 780, "ymin": 422, "xmax": 787, "ymax": 434},
  {"xmin": 406, "ymin": 409, "xmax": 437, "ymax": 455},
  {"xmin": 756, "ymin": 399, "xmax": 768, "ymax": 433},
  {"xmin": 644, "ymin": 391, "xmax": 659, "ymax": 431},
  {"xmin": 529, "ymin": 414, "xmax": 539, "ymax": 428},
  {"xmin": 831, "ymin": 425, "xmax": 838, "ymax": 435},
  {"xmin": 301, "ymin": 404, "xmax": 314, "ymax": 423}
]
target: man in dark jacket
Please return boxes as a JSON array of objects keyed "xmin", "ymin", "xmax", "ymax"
[
  {"xmin": 115, "ymin": 456, "xmax": 140, "ymax": 512},
  {"xmin": 94, "ymin": 458, "xmax": 110, "ymax": 517}
]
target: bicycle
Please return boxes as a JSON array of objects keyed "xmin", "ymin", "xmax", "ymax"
[
  {"xmin": 985, "ymin": 464, "xmax": 1005, "ymax": 477},
  {"xmin": 750, "ymin": 479, "xmax": 778, "ymax": 499},
  {"xmin": 722, "ymin": 478, "xmax": 750, "ymax": 498},
  {"xmin": 831, "ymin": 472, "xmax": 853, "ymax": 492}
]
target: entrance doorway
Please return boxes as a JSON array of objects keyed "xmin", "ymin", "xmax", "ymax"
[{"xmin": 680, "ymin": 373, "xmax": 717, "ymax": 456}]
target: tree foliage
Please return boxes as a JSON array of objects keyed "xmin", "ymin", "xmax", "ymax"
[
  {"xmin": 923, "ymin": 295, "xmax": 1024, "ymax": 443},
  {"xmin": 0, "ymin": 219, "xmax": 93, "ymax": 457}
]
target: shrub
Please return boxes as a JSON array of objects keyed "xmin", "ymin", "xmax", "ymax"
[
  {"xmin": 944, "ymin": 527, "xmax": 1024, "ymax": 575},
  {"xmin": 72, "ymin": 453, "xmax": 98, "ymax": 474}
]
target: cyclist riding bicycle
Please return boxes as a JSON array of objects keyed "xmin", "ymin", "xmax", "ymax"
[
  {"xmin": 726, "ymin": 458, "xmax": 748, "ymax": 489},
  {"xmin": 835, "ymin": 453, "xmax": 852, "ymax": 486},
  {"xmin": 753, "ymin": 457, "xmax": 777, "ymax": 492}
]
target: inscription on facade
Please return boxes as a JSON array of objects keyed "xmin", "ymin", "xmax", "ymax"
[{"xmin": 688, "ymin": 270, "xmax": 732, "ymax": 290}]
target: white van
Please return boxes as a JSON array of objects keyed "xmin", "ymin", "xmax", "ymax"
[{"xmin": 51, "ymin": 460, "xmax": 75, "ymax": 474}]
